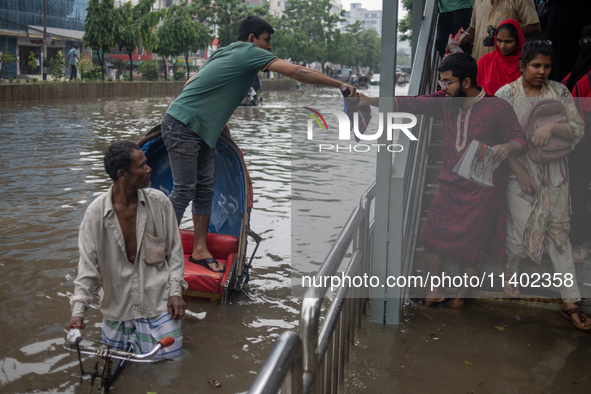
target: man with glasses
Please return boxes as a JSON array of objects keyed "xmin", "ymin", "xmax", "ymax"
[{"xmin": 395, "ymin": 53, "xmax": 526, "ymax": 308}]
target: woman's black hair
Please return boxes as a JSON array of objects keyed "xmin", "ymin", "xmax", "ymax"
[
  {"xmin": 520, "ymin": 40, "xmax": 555, "ymax": 65},
  {"xmin": 496, "ymin": 23, "xmax": 519, "ymax": 43}
]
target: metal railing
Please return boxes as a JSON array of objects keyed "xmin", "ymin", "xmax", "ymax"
[
  {"xmin": 249, "ymin": 331, "xmax": 304, "ymax": 394},
  {"xmin": 248, "ymin": 184, "xmax": 376, "ymax": 394},
  {"xmin": 248, "ymin": 0, "xmax": 442, "ymax": 389}
]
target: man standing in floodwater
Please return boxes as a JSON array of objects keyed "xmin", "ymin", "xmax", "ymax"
[
  {"xmin": 161, "ymin": 16, "xmax": 357, "ymax": 273},
  {"xmin": 66, "ymin": 141, "xmax": 187, "ymax": 359},
  {"xmin": 67, "ymin": 45, "xmax": 79, "ymax": 81}
]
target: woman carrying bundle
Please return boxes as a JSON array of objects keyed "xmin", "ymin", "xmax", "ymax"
[{"xmin": 496, "ymin": 40, "xmax": 590, "ymax": 330}]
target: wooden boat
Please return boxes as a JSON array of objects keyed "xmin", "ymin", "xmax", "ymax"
[{"xmin": 138, "ymin": 126, "xmax": 261, "ymax": 302}]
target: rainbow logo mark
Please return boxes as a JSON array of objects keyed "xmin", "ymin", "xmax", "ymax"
[{"xmin": 303, "ymin": 107, "xmax": 328, "ymax": 132}]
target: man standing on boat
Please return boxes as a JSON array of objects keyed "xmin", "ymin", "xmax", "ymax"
[
  {"xmin": 66, "ymin": 141, "xmax": 187, "ymax": 359},
  {"xmin": 161, "ymin": 16, "xmax": 357, "ymax": 273}
]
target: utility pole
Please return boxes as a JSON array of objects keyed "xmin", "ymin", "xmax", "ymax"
[{"xmin": 42, "ymin": 0, "xmax": 47, "ymax": 81}]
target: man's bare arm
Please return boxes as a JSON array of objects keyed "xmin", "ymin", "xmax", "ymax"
[
  {"xmin": 522, "ymin": 23, "xmax": 541, "ymax": 38},
  {"xmin": 460, "ymin": 27, "xmax": 475, "ymax": 45},
  {"xmin": 267, "ymin": 60, "xmax": 357, "ymax": 96}
]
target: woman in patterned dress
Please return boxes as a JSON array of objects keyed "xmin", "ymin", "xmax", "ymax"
[{"xmin": 496, "ymin": 41, "xmax": 591, "ymax": 330}]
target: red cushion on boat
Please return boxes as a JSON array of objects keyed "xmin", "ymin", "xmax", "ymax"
[
  {"xmin": 184, "ymin": 253, "xmax": 237, "ymax": 295},
  {"xmin": 179, "ymin": 229, "xmax": 239, "ymax": 260}
]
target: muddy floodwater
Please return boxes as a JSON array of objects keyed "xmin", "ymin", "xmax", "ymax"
[
  {"xmin": 5, "ymin": 83, "xmax": 588, "ymax": 394},
  {"xmin": 0, "ymin": 85, "xmax": 382, "ymax": 393}
]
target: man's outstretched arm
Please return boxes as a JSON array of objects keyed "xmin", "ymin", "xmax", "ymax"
[{"xmin": 267, "ymin": 60, "xmax": 357, "ymax": 97}]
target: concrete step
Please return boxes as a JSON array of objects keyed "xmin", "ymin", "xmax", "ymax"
[
  {"xmin": 431, "ymin": 121, "xmax": 444, "ymax": 142},
  {"xmin": 426, "ymin": 164, "xmax": 442, "ymax": 185},
  {"xmin": 410, "ymin": 246, "xmax": 591, "ymax": 299},
  {"xmin": 421, "ymin": 189, "xmax": 437, "ymax": 214},
  {"xmin": 428, "ymin": 142, "xmax": 443, "ymax": 163}
]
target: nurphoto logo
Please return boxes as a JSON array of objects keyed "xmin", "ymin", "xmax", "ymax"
[{"xmin": 303, "ymin": 107, "xmax": 418, "ymax": 153}]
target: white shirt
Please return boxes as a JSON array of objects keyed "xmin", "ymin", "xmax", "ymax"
[{"xmin": 70, "ymin": 186, "xmax": 187, "ymax": 321}]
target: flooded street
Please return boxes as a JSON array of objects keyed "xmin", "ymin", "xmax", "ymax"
[
  {"xmin": 2, "ymin": 83, "xmax": 591, "ymax": 394},
  {"xmin": 0, "ymin": 85, "xmax": 383, "ymax": 393}
]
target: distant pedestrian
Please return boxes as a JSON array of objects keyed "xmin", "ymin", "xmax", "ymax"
[{"xmin": 67, "ymin": 45, "xmax": 80, "ymax": 81}]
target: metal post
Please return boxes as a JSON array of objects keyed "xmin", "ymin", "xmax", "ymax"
[
  {"xmin": 372, "ymin": 0, "xmax": 399, "ymax": 324},
  {"xmin": 42, "ymin": 0, "xmax": 47, "ymax": 81},
  {"xmin": 411, "ymin": 0, "xmax": 424, "ymax": 67}
]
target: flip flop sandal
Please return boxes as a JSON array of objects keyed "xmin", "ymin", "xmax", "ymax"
[
  {"xmin": 188, "ymin": 256, "xmax": 224, "ymax": 273},
  {"xmin": 573, "ymin": 246, "xmax": 590, "ymax": 264},
  {"xmin": 561, "ymin": 307, "xmax": 591, "ymax": 330}
]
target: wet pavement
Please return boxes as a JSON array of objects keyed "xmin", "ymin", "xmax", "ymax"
[{"xmin": 343, "ymin": 300, "xmax": 591, "ymax": 393}]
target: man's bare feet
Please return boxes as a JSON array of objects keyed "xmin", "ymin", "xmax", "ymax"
[
  {"xmin": 423, "ymin": 289, "xmax": 447, "ymax": 308},
  {"xmin": 503, "ymin": 270, "xmax": 520, "ymax": 297},
  {"xmin": 561, "ymin": 302, "xmax": 591, "ymax": 330},
  {"xmin": 449, "ymin": 298, "xmax": 465, "ymax": 308}
]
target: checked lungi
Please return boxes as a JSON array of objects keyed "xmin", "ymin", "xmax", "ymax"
[{"xmin": 101, "ymin": 312, "xmax": 183, "ymax": 360}]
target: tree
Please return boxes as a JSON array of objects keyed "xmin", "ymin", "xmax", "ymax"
[
  {"xmin": 113, "ymin": 0, "xmax": 164, "ymax": 81},
  {"xmin": 358, "ymin": 29, "xmax": 381, "ymax": 71},
  {"xmin": 0, "ymin": 39, "xmax": 16, "ymax": 79},
  {"xmin": 212, "ymin": 0, "xmax": 269, "ymax": 47},
  {"xmin": 155, "ymin": 2, "xmax": 211, "ymax": 80},
  {"xmin": 28, "ymin": 51, "xmax": 38, "ymax": 72},
  {"xmin": 83, "ymin": 0, "xmax": 115, "ymax": 80},
  {"xmin": 398, "ymin": 0, "xmax": 413, "ymax": 42},
  {"xmin": 272, "ymin": 0, "xmax": 343, "ymax": 69}
]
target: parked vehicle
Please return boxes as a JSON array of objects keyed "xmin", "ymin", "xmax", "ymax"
[
  {"xmin": 357, "ymin": 75, "xmax": 369, "ymax": 89},
  {"xmin": 335, "ymin": 68, "xmax": 352, "ymax": 83},
  {"xmin": 370, "ymin": 73, "xmax": 380, "ymax": 85}
]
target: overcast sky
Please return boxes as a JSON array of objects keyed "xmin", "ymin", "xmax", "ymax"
[
  {"xmin": 339, "ymin": 0, "xmax": 407, "ymax": 18},
  {"xmin": 340, "ymin": 0, "xmax": 383, "ymax": 11}
]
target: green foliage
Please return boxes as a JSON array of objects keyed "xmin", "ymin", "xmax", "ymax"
[
  {"xmin": 25, "ymin": 77, "xmax": 31, "ymax": 83},
  {"xmin": 138, "ymin": 59, "xmax": 159, "ymax": 81},
  {"xmin": 212, "ymin": 0, "xmax": 269, "ymax": 47},
  {"xmin": 32, "ymin": 77, "xmax": 38, "ymax": 82},
  {"xmin": 28, "ymin": 51, "xmax": 38, "ymax": 71},
  {"xmin": 83, "ymin": 63, "xmax": 102, "ymax": 80},
  {"xmin": 1, "ymin": 40, "xmax": 16, "ymax": 79},
  {"xmin": 49, "ymin": 51, "xmax": 65, "ymax": 81},
  {"xmin": 15, "ymin": 78, "xmax": 20, "ymax": 83},
  {"xmin": 115, "ymin": 58, "xmax": 127, "ymax": 79},
  {"xmin": 155, "ymin": 2, "xmax": 211, "ymax": 80},
  {"xmin": 398, "ymin": 0, "xmax": 413, "ymax": 42},
  {"xmin": 172, "ymin": 62, "xmax": 185, "ymax": 81},
  {"xmin": 270, "ymin": 0, "xmax": 343, "ymax": 64},
  {"xmin": 83, "ymin": 0, "xmax": 115, "ymax": 79},
  {"xmin": 78, "ymin": 56, "xmax": 93, "ymax": 81},
  {"xmin": 113, "ymin": 0, "xmax": 164, "ymax": 81},
  {"xmin": 9, "ymin": 77, "xmax": 14, "ymax": 83}
]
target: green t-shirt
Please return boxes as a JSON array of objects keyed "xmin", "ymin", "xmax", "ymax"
[
  {"xmin": 166, "ymin": 42, "xmax": 278, "ymax": 148},
  {"xmin": 438, "ymin": 0, "xmax": 474, "ymax": 13}
]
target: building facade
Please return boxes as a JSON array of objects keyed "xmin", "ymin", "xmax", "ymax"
[
  {"xmin": 268, "ymin": 0, "xmax": 342, "ymax": 20},
  {"xmin": 342, "ymin": 3, "xmax": 382, "ymax": 37},
  {"xmin": 0, "ymin": 0, "xmax": 90, "ymax": 77}
]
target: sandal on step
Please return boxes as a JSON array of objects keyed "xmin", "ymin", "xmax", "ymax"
[
  {"xmin": 573, "ymin": 246, "xmax": 590, "ymax": 264},
  {"xmin": 561, "ymin": 307, "xmax": 591, "ymax": 330}
]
